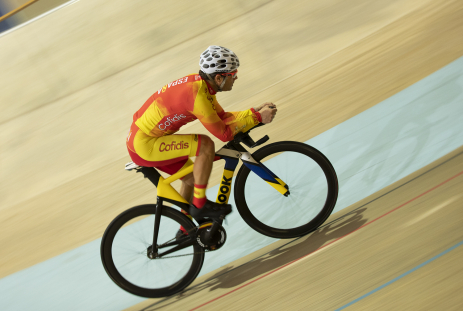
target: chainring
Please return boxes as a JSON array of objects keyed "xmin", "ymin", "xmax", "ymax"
[{"xmin": 196, "ymin": 222, "xmax": 227, "ymax": 251}]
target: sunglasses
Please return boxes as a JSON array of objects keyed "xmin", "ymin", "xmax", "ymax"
[{"xmin": 220, "ymin": 70, "xmax": 238, "ymax": 79}]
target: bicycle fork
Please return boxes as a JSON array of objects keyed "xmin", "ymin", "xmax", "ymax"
[
  {"xmin": 242, "ymin": 159, "xmax": 290, "ymax": 196},
  {"xmin": 216, "ymin": 146, "xmax": 289, "ymax": 198}
]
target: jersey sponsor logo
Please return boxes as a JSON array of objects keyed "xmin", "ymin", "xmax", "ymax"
[
  {"xmin": 157, "ymin": 77, "xmax": 189, "ymax": 94},
  {"xmin": 218, "ymin": 176, "xmax": 232, "ymax": 203},
  {"xmin": 158, "ymin": 114, "xmax": 187, "ymax": 130},
  {"xmin": 159, "ymin": 141, "xmax": 190, "ymax": 152}
]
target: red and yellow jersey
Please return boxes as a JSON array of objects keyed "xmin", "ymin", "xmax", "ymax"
[{"xmin": 131, "ymin": 73, "xmax": 262, "ymax": 142}]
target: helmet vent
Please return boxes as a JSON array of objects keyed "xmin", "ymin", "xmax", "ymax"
[{"xmin": 199, "ymin": 45, "xmax": 240, "ymax": 74}]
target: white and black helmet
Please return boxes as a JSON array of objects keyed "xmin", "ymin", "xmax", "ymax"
[{"xmin": 199, "ymin": 45, "xmax": 240, "ymax": 74}]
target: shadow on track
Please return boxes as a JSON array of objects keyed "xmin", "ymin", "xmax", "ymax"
[{"xmin": 139, "ymin": 207, "xmax": 368, "ymax": 310}]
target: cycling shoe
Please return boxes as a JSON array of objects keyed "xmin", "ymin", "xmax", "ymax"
[{"xmin": 189, "ymin": 199, "xmax": 232, "ymax": 220}]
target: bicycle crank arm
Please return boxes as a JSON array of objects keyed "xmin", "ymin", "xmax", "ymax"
[
  {"xmin": 203, "ymin": 219, "xmax": 223, "ymax": 244},
  {"xmin": 197, "ymin": 218, "xmax": 227, "ymax": 251}
]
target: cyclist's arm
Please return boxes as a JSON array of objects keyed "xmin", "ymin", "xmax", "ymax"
[
  {"xmin": 214, "ymin": 98, "xmax": 262, "ymax": 122},
  {"xmin": 192, "ymin": 95, "xmax": 262, "ymax": 142}
]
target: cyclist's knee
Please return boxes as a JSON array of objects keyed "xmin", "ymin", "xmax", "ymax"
[{"xmin": 199, "ymin": 135, "xmax": 215, "ymax": 156}]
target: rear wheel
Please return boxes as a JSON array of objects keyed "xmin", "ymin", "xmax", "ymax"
[
  {"xmin": 234, "ymin": 141, "xmax": 338, "ymax": 238},
  {"xmin": 100, "ymin": 204, "xmax": 204, "ymax": 298}
]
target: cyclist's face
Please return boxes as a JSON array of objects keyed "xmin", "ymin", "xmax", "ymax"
[
  {"xmin": 222, "ymin": 75, "xmax": 237, "ymax": 91},
  {"xmin": 216, "ymin": 71, "xmax": 238, "ymax": 92}
]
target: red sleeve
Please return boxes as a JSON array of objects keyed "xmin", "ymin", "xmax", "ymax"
[{"xmin": 250, "ymin": 108, "xmax": 262, "ymax": 123}]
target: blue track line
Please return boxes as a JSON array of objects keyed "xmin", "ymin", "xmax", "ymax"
[{"xmin": 335, "ymin": 240, "xmax": 463, "ymax": 310}]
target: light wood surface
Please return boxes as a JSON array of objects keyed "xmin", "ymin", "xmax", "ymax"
[
  {"xmin": 0, "ymin": 0, "xmax": 462, "ymax": 305},
  {"xmin": 125, "ymin": 146, "xmax": 463, "ymax": 311}
]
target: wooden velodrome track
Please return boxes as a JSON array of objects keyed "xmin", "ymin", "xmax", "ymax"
[{"xmin": 1, "ymin": 0, "xmax": 462, "ymax": 309}]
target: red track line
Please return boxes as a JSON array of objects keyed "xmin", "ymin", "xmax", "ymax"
[{"xmin": 189, "ymin": 170, "xmax": 463, "ymax": 311}]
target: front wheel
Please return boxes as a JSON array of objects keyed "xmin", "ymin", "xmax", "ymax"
[
  {"xmin": 234, "ymin": 141, "xmax": 338, "ymax": 238},
  {"xmin": 100, "ymin": 204, "xmax": 204, "ymax": 298}
]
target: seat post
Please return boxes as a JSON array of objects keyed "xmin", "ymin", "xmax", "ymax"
[{"xmin": 140, "ymin": 167, "xmax": 162, "ymax": 187}]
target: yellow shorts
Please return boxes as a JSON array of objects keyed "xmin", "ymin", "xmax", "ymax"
[{"xmin": 127, "ymin": 123, "xmax": 200, "ymax": 174}]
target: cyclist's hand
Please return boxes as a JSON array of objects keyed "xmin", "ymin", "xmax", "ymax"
[
  {"xmin": 260, "ymin": 106, "xmax": 277, "ymax": 124},
  {"xmin": 255, "ymin": 102, "xmax": 276, "ymax": 111}
]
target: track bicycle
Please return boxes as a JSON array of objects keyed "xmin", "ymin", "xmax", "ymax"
[{"xmin": 100, "ymin": 124, "xmax": 338, "ymax": 298}]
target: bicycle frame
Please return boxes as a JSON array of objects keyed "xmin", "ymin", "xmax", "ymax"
[{"xmin": 134, "ymin": 137, "xmax": 289, "ymax": 258}]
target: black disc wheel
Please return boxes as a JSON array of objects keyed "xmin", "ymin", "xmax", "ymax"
[
  {"xmin": 234, "ymin": 141, "xmax": 338, "ymax": 238},
  {"xmin": 100, "ymin": 204, "xmax": 204, "ymax": 298}
]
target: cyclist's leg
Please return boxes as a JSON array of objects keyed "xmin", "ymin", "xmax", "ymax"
[
  {"xmin": 164, "ymin": 136, "xmax": 217, "ymax": 234},
  {"xmin": 128, "ymin": 127, "xmax": 230, "ymax": 220},
  {"xmin": 193, "ymin": 135, "xmax": 215, "ymax": 185},
  {"xmin": 128, "ymin": 127, "xmax": 203, "ymax": 234},
  {"xmin": 186, "ymin": 135, "xmax": 231, "ymax": 220},
  {"xmin": 190, "ymin": 136, "xmax": 215, "ymax": 208},
  {"xmin": 128, "ymin": 124, "xmax": 212, "ymax": 187},
  {"xmin": 179, "ymin": 173, "xmax": 194, "ymax": 203},
  {"xmin": 173, "ymin": 136, "xmax": 214, "ymax": 208},
  {"xmin": 147, "ymin": 134, "xmax": 230, "ymax": 218}
]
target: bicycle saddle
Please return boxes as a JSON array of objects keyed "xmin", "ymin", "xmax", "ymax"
[{"xmin": 125, "ymin": 161, "xmax": 141, "ymax": 171}]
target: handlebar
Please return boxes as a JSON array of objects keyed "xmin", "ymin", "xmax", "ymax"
[{"xmin": 233, "ymin": 123, "xmax": 269, "ymax": 148}]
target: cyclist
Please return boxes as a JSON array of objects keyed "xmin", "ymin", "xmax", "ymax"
[{"xmin": 126, "ymin": 45, "xmax": 277, "ymax": 232}]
